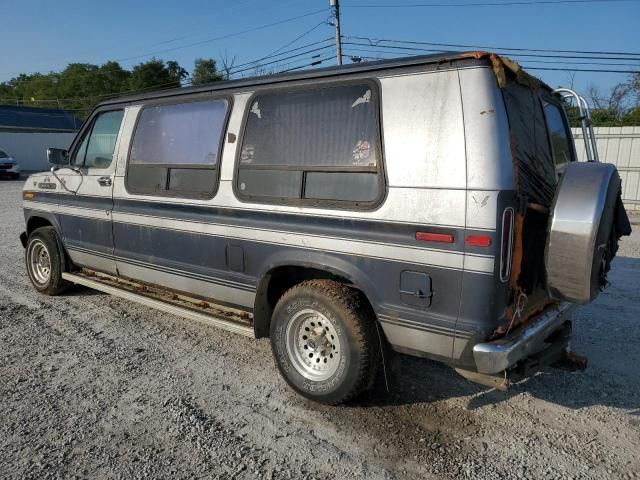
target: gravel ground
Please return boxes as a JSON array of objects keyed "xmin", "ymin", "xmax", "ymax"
[{"xmin": 1, "ymin": 178, "xmax": 639, "ymax": 480}]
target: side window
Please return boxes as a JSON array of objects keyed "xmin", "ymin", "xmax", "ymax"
[
  {"xmin": 236, "ymin": 83, "xmax": 383, "ymax": 207},
  {"xmin": 126, "ymin": 99, "xmax": 228, "ymax": 199},
  {"xmin": 72, "ymin": 110, "xmax": 124, "ymax": 169},
  {"xmin": 543, "ymin": 102, "xmax": 573, "ymax": 170}
]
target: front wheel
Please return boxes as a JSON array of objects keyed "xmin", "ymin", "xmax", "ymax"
[
  {"xmin": 270, "ymin": 280, "xmax": 378, "ymax": 404},
  {"xmin": 25, "ymin": 226, "xmax": 70, "ymax": 295}
]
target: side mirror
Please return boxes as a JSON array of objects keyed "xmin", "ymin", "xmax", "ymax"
[{"xmin": 47, "ymin": 148, "xmax": 70, "ymax": 166}]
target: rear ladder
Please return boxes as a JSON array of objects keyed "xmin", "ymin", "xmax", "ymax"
[{"xmin": 553, "ymin": 87, "xmax": 600, "ymax": 163}]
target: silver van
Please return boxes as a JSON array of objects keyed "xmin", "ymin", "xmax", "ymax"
[{"xmin": 20, "ymin": 52, "xmax": 631, "ymax": 404}]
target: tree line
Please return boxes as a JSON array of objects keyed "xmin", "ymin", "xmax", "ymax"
[
  {"xmin": 563, "ymin": 73, "xmax": 640, "ymax": 127},
  {"xmin": 1, "ymin": 56, "xmax": 639, "ymax": 126},
  {"xmin": 0, "ymin": 58, "xmax": 224, "ymax": 119}
]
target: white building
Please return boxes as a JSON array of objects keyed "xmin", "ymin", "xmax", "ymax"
[
  {"xmin": 0, "ymin": 106, "xmax": 81, "ymax": 173},
  {"xmin": 573, "ymin": 127, "xmax": 640, "ymax": 212}
]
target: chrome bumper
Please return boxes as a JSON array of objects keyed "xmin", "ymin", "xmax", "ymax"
[{"xmin": 473, "ymin": 302, "xmax": 574, "ymax": 374}]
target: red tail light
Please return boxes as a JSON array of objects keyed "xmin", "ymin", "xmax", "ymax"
[
  {"xmin": 500, "ymin": 207, "xmax": 515, "ymax": 282},
  {"xmin": 415, "ymin": 232, "xmax": 455, "ymax": 243},
  {"xmin": 465, "ymin": 235, "xmax": 491, "ymax": 247}
]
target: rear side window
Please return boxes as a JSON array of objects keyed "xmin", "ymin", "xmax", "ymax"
[
  {"xmin": 236, "ymin": 83, "xmax": 384, "ymax": 207},
  {"xmin": 543, "ymin": 102, "xmax": 573, "ymax": 170},
  {"xmin": 72, "ymin": 110, "xmax": 124, "ymax": 169},
  {"xmin": 126, "ymin": 98, "xmax": 228, "ymax": 199}
]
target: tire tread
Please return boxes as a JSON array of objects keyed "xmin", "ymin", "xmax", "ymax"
[{"xmin": 274, "ymin": 279, "xmax": 378, "ymax": 404}]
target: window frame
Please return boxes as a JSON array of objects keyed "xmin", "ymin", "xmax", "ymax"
[
  {"xmin": 68, "ymin": 107, "xmax": 124, "ymax": 171},
  {"xmin": 233, "ymin": 79, "xmax": 387, "ymax": 210},
  {"xmin": 540, "ymin": 97, "xmax": 577, "ymax": 172},
  {"xmin": 124, "ymin": 93, "xmax": 232, "ymax": 200}
]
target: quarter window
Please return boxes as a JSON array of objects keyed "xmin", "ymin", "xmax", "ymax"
[
  {"xmin": 543, "ymin": 102, "xmax": 573, "ymax": 170},
  {"xmin": 126, "ymin": 99, "xmax": 228, "ymax": 198},
  {"xmin": 72, "ymin": 110, "xmax": 124, "ymax": 169},
  {"xmin": 236, "ymin": 84, "xmax": 383, "ymax": 206}
]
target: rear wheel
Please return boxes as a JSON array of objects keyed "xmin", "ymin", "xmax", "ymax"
[
  {"xmin": 270, "ymin": 280, "xmax": 378, "ymax": 404},
  {"xmin": 25, "ymin": 227, "xmax": 70, "ymax": 295}
]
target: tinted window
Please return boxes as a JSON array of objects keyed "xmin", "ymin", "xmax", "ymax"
[
  {"xmin": 126, "ymin": 99, "xmax": 228, "ymax": 199},
  {"xmin": 72, "ymin": 110, "xmax": 124, "ymax": 168},
  {"xmin": 237, "ymin": 84, "xmax": 382, "ymax": 206},
  {"xmin": 543, "ymin": 102, "xmax": 573, "ymax": 169},
  {"xmin": 130, "ymin": 100, "xmax": 227, "ymax": 166}
]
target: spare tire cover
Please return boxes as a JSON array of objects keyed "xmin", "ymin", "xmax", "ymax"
[{"xmin": 546, "ymin": 162, "xmax": 620, "ymax": 304}]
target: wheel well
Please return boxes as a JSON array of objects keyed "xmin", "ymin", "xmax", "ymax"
[
  {"xmin": 27, "ymin": 216, "xmax": 53, "ymax": 236},
  {"xmin": 253, "ymin": 265, "xmax": 375, "ymax": 339}
]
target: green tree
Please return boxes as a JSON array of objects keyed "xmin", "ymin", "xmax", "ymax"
[
  {"xmin": 127, "ymin": 58, "xmax": 186, "ymax": 92},
  {"xmin": 53, "ymin": 62, "xmax": 131, "ymax": 118},
  {"xmin": 5, "ymin": 73, "xmax": 58, "ymax": 107},
  {"xmin": 621, "ymin": 106, "xmax": 640, "ymax": 126},
  {"xmin": 191, "ymin": 58, "xmax": 223, "ymax": 85},
  {"xmin": 167, "ymin": 61, "xmax": 189, "ymax": 84},
  {"xmin": 0, "ymin": 58, "xmax": 187, "ymax": 120},
  {"xmin": 99, "ymin": 61, "xmax": 131, "ymax": 94}
]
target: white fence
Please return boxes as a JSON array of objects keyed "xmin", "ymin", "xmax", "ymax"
[{"xmin": 572, "ymin": 127, "xmax": 640, "ymax": 211}]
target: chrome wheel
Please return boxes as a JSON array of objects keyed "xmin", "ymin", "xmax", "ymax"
[
  {"xmin": 285, "ymin": 308, "xmax": 342, "ymax": 381},
  {"xmin": 28, "ymin": 239, "xmax": 51, "ymax": 286}
]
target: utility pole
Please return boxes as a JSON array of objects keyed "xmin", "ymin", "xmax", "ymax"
[{"xmin": 330, "ymin": 0, "xmax": 342, "ymax": 65}]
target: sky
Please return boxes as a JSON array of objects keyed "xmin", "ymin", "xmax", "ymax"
[{"xmin": 2, "ymin": 0, "xmax": 639, "ymax": 98}]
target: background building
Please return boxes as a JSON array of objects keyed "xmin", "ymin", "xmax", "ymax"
[
  {"xmin": 0, "ymin": 106, "xmax": 82, "ymax": 172},
  {"xmin": 573, "ymin": 127, "xmax": 640, "ymax": 212}
]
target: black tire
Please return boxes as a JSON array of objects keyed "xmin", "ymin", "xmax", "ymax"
[
  {"xmin": 12, "ymin": 173, "xmax": 20, "ymax": 180},
  {"xmin": 25, "ymin": 226, "xmax": 70, "ymax": 296},
  {"xmin": 270, "ymin": 280, "xmax": 378, "ymax": 405}
]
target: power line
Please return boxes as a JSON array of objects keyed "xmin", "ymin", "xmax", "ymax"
[
  {"xmin": 229, "ymin": 44, "xmax": 334, "ymax": 76},
  {"xmin": 259, "ymin": 21, "xmax": 331, "ymax": 60},
  {"xmin": 279, "ymin": 55, "xmax": 337, "ymax": 73},
  {"xmin": 0, "ymin": 0, "xmax": 285, "ymax": 77},
  {"xmin": 522, "ymin": 66, "xmax": 640, "ymax": 73},
  {"xmin": 342, "ymin": 41, "xmax": 640, "ymax": 62},
  {"xmin": 0, "ymin": 8, "xmax": 331, "ymax": 82},
  {"xmin": 230, "ymin": 38, "xmax": 334, "ymax": 70},
  {"xmin": 344, "ymin": 35, "xmax": 640, "ymax": 57},
  {"xmin": 342, "ymin": 0, "xmax": 639, "ymax": 7},
  {"xmin": 342, "ymin": 48, "xmax": 639, "ymax": 73},
  {"xmin": 113, "ymin": 8, "xmax": 331, "ymax": 64},
  {"xmin": 342, "ymin": 45, "xmax": 640, "ymax": 67}
]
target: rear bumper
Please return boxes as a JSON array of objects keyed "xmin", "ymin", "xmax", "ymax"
[{"xmin": 473, "ymin": 302, "xmax": 574, "ymax": 374}]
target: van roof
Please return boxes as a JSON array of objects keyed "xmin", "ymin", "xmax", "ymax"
[{"xmin": 98, "ymin": 51, "xmax": 494, "ymax": 107}]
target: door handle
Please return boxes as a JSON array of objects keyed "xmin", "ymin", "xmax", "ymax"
[
  {"xmin": 400, "ymin": 289, "xmax": 429, "ymax": 299},
  {"xmin": 97, "ymin": 176, "xmax": 112, "ymax": 187}
]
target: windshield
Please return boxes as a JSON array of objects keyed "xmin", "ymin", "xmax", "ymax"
[{"xmin": 0, "ymin": 149, "xmax": 10, "ymax": 159}]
